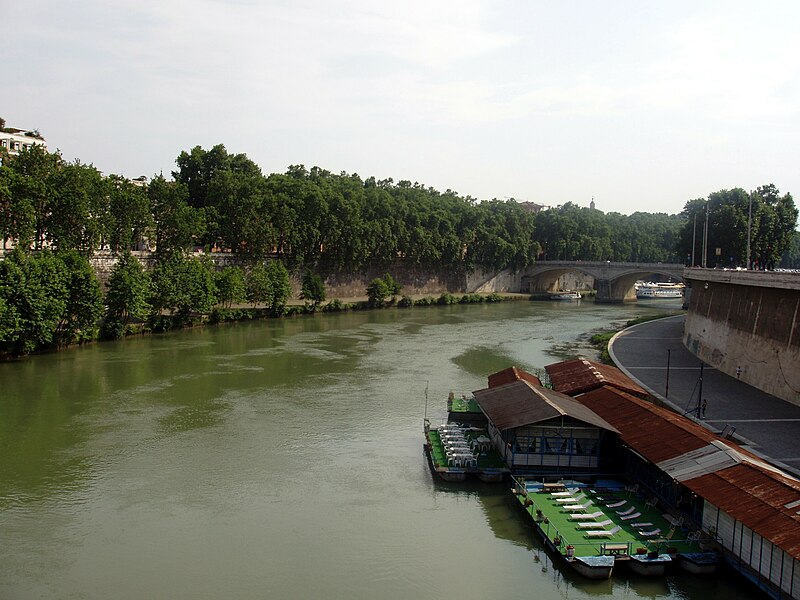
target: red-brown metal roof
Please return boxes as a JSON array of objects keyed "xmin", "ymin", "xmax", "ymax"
[
  {"xmin": 686, "ymin": 465, "xmax": 800, "ymax": 558},
  {"xmin": 473, "ymin": 379, "xmax": 618, "ymax": 433},
  {"xmin": 577, "ymin": 386, "xmax": 714, "ymax": 463},
  {"xmin": 488, "ymin": 366, "xmax": 542, "ymax": 388},
  {"xmin": 575, "ymin": 385, "xmax": 800, "ymax": 559},
  {"xmin": 545, "ymin": 358, "xmax": 648, "ymax": 398}
]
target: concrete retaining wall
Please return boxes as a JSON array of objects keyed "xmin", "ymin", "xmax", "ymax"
[{"xmin": 683, "ymin": 271, "xmax": 800, "ymax": 405}]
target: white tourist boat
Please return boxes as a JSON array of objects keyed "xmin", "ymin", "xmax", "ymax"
[
  {"xmin": 635, "ymin": 282, "xmax": 684, "ymax": 299},
  {"xmin": 551, "ymin": 291, "xmax": 582, "ymax": 301}
]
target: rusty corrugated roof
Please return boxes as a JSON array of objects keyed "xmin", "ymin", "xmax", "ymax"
[
  {"xmin": 577, "ymin": 386, "xmax": 714, "ymax": 463},
  {"xmin": 575, "ymin": 384, "xmax": 800, "ymax": 559},
  {"xmin": 545, "ymin": 358, "xmax": 648, "ymax": 398},
  {"xmin": 686, "ymin": 465, "xmax": 800, "ymax": 558},
  {"xmin": 472, "ymin": 379, "xmax": 618, "ymax": 433},
  {"xmin": 488, "ymin": 366, "xmax": 542, "ymax": 388}
]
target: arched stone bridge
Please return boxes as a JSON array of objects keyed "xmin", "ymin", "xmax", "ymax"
[{"xmin": 521, "ymin": 260, "xmax": 685, "ymax": 303}]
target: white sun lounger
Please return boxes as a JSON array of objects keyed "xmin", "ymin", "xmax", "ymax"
[
  {"xmin": 621, "ymin": 511, "xmax": 642, "ymax": 521},
  {"xmin": 578, "ymin": 519, "xmax": 613, "ymax": 529},
  {"xmin": 630, "ymin": 522, "xmax": 653, "ymax": 528},
  {"xmin": 638, "ymin": 528, "xmax": 661, "ymax": 537},
  {"xmin": 606, "ymin": 500, "xmax": 626, "ymax": 508},
  {"xmin": 563, "ymin": 501, "xmax": 592, "ymax": 511},
  {"xmin": 556, "ymin": 493, "xmax": 586, "ymax": 504},
  {"xmin": 585, "ymin": 525, "xmax": 621, "ymax": 538},
  {"xmin": 550, "ymin": 487, "xmax": 578, "ymax": 497},
  {"xmin": 569, "ymin": 511, "xmax": 603, "ymax": 520},
  {"xmin": 617, "ymin": 506, "xmax": 636, "ymax": 516}
]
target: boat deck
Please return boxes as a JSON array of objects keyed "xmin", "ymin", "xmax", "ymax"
[
  {"xmin": 426, "ymin": 427, "xmax": 508, "ymax": 478},
  {"xmin": 515, "ymin": 481, "xmax": 704, "ymax": 558}
]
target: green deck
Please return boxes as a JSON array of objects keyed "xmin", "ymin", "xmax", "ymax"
[
  {"xmin": 515, "ymin": 486, "xmax": 703, "ymax": 557},
  {"xmin": 428, "ymin": 429, "xmax": 507, "ymax": 470},
  {"xmin": 448, "ymin": 396, "xmax": 481, "ymax": 413}
]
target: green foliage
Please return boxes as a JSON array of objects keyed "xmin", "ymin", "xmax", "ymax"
[
  {"xmin": 321, "ymin": 298, "xmax": 345, "ymax": 312},
  {"xmin": 0, "ymin": 249, "xmax": 69, "ymax": 355},
  {"xmin": 245, "ymin": 262, "xmax": 271, "ymax": 308},
  {"xmin": 265, "ymin": 260, "xmax": 291, "ymax": 316},
  {"xmin": 381, "ymin": 273, "xmax": 401, "ymax": 296},
  {"xmin": 437, "ymin": 292, "xmax": 457, "ymax": 305},
  {"xmin": 150, "ymin": 254, "xmax": 217, "ymax": 318},
  {"xmin": 397, "ymin": 295, "xmax": 413, "ymax": 308},
  {"xmin": 215, "ymin": 266, "xmax": 246, "ymax": 309},
  {"xmin": 105, "ymin": 252, "xmax": 151, "ymax": 327},
  {"xmin": 781, "ymin": 230, "xmax": 800, "ymax": 268},
  {"xmin": 678, "ymin": 186, "xmax": 798, "ymax": 268},
  {"xmin": 300, "ymin": 270, "xmax": 326, "ymax": 309},
  {"xmin": 366, "ymin": 278, "xmax": 390, "ymax": 307},
  {"xmin": 56, "ymin": 250, "xmax": 103, "ymax": 344}
]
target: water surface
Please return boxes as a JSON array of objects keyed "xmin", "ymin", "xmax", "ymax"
[{"xmin": 1, "ymin": 300, "xmax": 759, "ymax": 599}]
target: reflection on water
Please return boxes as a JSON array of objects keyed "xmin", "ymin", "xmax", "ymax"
[{"xmin": 0, "ymin": 300, "xmax": 757, "ymax": 599}]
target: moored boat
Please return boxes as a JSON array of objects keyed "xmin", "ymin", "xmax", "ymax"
[
  {"xmin": 635, "ymin": 281, "xmax": 684, "ymax": 299},
  {"xmin": 676, "ymin": 552, "xmax": 719, "ymax": 575},
  {"xmin": 626, "ymin": 553, "xmax": 673, "ymax": 576},
  {"xmin": 551, "ymin": 291, "xmax": 582, "ymax": 301},
  {"xmin": 570, "ymin": 555, "xmax": 615, "ymax": 579}
]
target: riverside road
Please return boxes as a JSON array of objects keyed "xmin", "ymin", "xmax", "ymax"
[{"xmin": 609, "ymin": 314, "xmax": 800, "ymax": 478}]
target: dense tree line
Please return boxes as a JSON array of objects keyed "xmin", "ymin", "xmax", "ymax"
[
  {"xmin": 1, "ymin": 142, "xmax": 797, "ymax": 356},
  {"xmin": 677, "ymin": 185, "xmax": 798, "ymax": 269}
]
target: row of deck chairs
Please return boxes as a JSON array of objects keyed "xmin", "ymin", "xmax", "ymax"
[
  {"xmin": 439, "ymin": 425, "xmax": 477, "ymax": 468},
  {"xmin": 559, "ymin": 493, "xmax": 663, "ymax": 538}
]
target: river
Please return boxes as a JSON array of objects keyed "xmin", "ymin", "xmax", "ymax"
[{"xmin": 0, "ymin": 299, "xmax": 761, "ymax": 599}]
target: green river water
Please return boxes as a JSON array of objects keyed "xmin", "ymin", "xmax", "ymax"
[{"xmin": 0, "ymin": 299, "xmax": 763, "ymax": 599}]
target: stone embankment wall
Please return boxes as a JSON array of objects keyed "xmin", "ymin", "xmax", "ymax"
[
  {"xmin": 88, "ymin": 252, "xmax": 486, "ymax": 298},
  {"xmin": 683, "ymin": 269, "xmax": 800, "ymax": 405}
]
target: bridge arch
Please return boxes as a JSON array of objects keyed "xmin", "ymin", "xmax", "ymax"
[{"xmin": 521, "ymin": 261, "xmax": 685, "ymax": 302}]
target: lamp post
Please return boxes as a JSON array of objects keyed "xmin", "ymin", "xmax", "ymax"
[
  {"xmin": 746, "ymin": 192, "xmax": 753, "ymax": 269},
  {"xmin": 701, "ymin": 202, "xmax": 709, "ymax": 268}
]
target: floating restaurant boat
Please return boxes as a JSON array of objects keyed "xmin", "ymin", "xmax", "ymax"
[
  {"xmin": 635, "ymin": 281, "xmax": 684, "ymax": 299},
  {"xmin": 425, "ymin": 361, "xmax": 800, "ymax": 596}
]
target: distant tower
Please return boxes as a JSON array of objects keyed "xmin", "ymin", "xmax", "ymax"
[{"xmin": 590, "ymin": 197, "xmax": 595, "ymax": 210}]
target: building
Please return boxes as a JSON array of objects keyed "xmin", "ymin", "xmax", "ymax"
[
  {"xmin": 543, "ymin": 357, "xmax": 800, "ymax": 599},
  {"xmin": 473, "ymin": 378, "xmax": 618, "ymax": 472},
  {"xmin": 0, "ymin": 119, "xmax": 47, "ymax": 157}
]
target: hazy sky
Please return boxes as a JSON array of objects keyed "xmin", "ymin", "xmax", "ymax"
[{"xmin": 3, "ymin": 1, "xmax": 799, "ymax": 214}]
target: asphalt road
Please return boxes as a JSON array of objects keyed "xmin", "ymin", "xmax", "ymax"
[{"xmin": 609, "ymin": 314, "xmax": 800, "ymax": 478}]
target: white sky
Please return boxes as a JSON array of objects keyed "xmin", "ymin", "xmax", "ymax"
[{"xmin": 3, "ymin": 0, "xmax": 799, "ymax": 214}]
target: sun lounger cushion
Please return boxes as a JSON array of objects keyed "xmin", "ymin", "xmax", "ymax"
[
  {"xmin": 605, "ymin": 500, "xmax": 626, "ymax": 508},
  {"xmin": 617, "ymin": 506, "xmax": 635, "ymax": 516},
  {"xmin": 578, "ymin": 519, "xmax": 613, "ymax": 529},
  {"xmin": 621, "ymin": 511, "xmax": 641, "ymax": 521},
  {"xmin": 585, "ymin": 526, "xmax": 621, "ymax": 538},
  {"xmin": 569, "ymin": 511, "xmax": 603, "ymax": 520},
  {"xmin": 638, "ymin": 528, "xmax": 661, "ymax": 537},
  {"xmin": 630, "ymin": 522, "xmax": 653, "ymax": 528}
]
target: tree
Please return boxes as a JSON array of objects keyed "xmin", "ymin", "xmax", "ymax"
[
  {"xmin": 300, "ymin": 270, "xmax": 326, "ymax": 310},
  {"xmin": 382, "ymin": 273, "xmax": 401, "ymax": 296},
  {"xmin": 366, "ymin": 277, "xmax": 389, "ymax": 307},
  {"xmin": 149, "ymin": 175, "xmax": 205, "ymax": 255},
  {"xmin": 57, "ymin": 250, "xmax": 103, "ymax": 344},
  {"xmin": 105, "ymin": 251, "xmax": 151, "ymax": 328},
  {"xmin": 246, "ymin": 262, "xmax": 271, "ymax": 308},
  {"xmin": 150, "ymin": 254, "xmax": 217, "ymax": 318},
  {"xmin": 215, "ymin": 266, "xmax": 246, "ymax": 309},
  {"xmin": 265, "ymin": 260, "xmax": 291, "ymax": 316},
  {"xmin": 0, "ymin": 249, "xmax": 68, "ymax": 355},
  {"xmin": 104, "ymin": 175, "xmax": 153, "ymax": 252}
]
